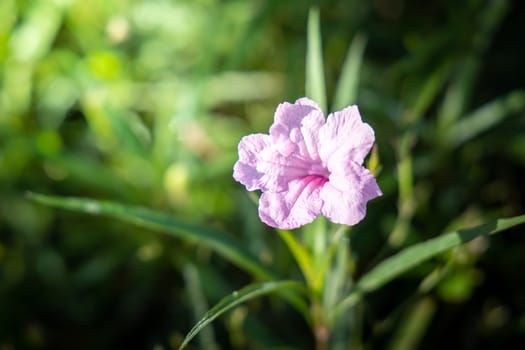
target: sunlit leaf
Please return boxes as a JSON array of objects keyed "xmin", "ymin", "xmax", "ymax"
[
  {"xmin": 277, "ymin": 229, "xmax": 316, "ymax": 290},
  {"xmin": 28, "ymin": 193, "xmax": 275, "ymax": 280},
  {"xmin": 183, "ymin": 264, "xmax": 219, "ymax": 350},
  {"xmin": 306, "ymin": 7, "xmax": 326, "ymax": 113},
  {"xmin": 332, "ymin": 33, "xmax": 367, "ymax": 111},
  {"xmin": 334, "ymin": 214, "xmax": 525, "ymax": 318},
  {"xmin": 179, "ymin": 280, "xmax": 307, "ymax": 350}
]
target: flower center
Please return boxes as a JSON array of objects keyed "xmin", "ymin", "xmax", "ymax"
[{"xmin": 308, "ymin": 163, "xmax": 330, "ymax": 180}]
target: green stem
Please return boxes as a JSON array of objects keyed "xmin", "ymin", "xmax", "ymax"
[{"xmin": 312, "ymin": 300, "xmax": 330, "ymax": 350}]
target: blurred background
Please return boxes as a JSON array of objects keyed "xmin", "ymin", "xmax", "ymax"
[{"xmin": 1, "ymin": 0, "xmax": 525, "ymax": 349}]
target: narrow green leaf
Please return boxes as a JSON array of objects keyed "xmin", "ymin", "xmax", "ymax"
[
  {"xmin": 433, "ymin": 0, "xmax": 506, "ymax": 133},
  {"xmin": 277, "ymin": 229, "xmax": 316, "ymax": 291},
  {"xmin": 411, "ymin": 63, "xmax": 451, "ymax": 117},
  {"xmin": 444, "ymin": 90, "xmax": 525, "ymax": 148},
  {"xmin": 183, "ymin": 264, "xmax": 219, "ymax": 350},
  {"xmin": 27, "ymin": 193, "xmax": 275, "ymax": 280},
  {"xmin": 10, "ymin": 1, "xmax": 64, "ymax": 63},
  {"xmin": 366, "ymin": 144, "xmax": 381, "ymax": 177},
  {"xmin": 437, "ymin": 57, "xmax": 480, "ymax": 132},
  {"xmin": 388, "ymin": 297, "xmax": 436, "ymax": 350},
  {"xmin": 179, "ymin": 280, "xmax": 307, "ymax": 350},
  {"xmin": 334, "ymin": 215, "xmax": 525, "ymax": 318},
  {"xmin": 306, "ymin": 7, "xmax": 326, "ymax": 112},
  {"xmin": 360, "ymin": 214, "xmax": 525, "ymax": 292},
  {"xmin": 332, "ymin": 33, "xmax": 367, "ymax": 111},
  {"xmin": 323, "ymin": 234, "xmax": 351, "ymax": 316},
  {"xmin": 105, "ymin": 107, "xmax": 150, "ymax": 156}
]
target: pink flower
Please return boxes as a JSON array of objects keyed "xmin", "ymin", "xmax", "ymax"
[{"xmin": 233, "ymin": 97, "xmax": 382, "ymax": 229}]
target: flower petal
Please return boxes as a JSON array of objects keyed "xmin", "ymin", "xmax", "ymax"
[
  {"xmin": 319, "ymin": 105, "xmax": 375, "ymax": 167},
  {"xmin": 295, "ymin": 97, "xmax": 323, "ymax": 110},
  {"xmin": 233, "ymin": 134, "xmax": 319, "ymax": 192},
  {"xmin": 233, "ymin": 134, "xmax": 271, "ymax": 191},
  {"xmin": 234, "ymin": 97, "xmax": 382, "ymax": 229},
  {"xmin": 258, "ymin": 176, "xmax": 326, "ymax": 229},
  {"xmin": 320, "ymin": 163, "xmax": 382, "ymax": 225},
  {"xmin": 269, "ymin": 99, "xmax": 325, "ymax": 162}
]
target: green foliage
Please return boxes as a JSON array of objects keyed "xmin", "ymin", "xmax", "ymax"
[
  {"xmin": 179, "ymin": 280, "xmax": 307, "ymax": 350},
  {"xmin": 334, "ymin": 215, "xmax": 525, "ymax": 318},
  {"xmin": 2, "ymin": 0, "xmax": 525, "ymax": 349},
  {"xmin": 27, "ymin": 193, "xmax": 276, "ymax": 280},
  {"xmin": 306, "ymin": 7, "xmax": 327, "ymax": 112}
]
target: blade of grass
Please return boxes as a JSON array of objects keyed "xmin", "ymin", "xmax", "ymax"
[
  {"xmin": 277, "ymin": 229, "xmax": 317, "ymax": 292},
  {"xmin": 183, "ymin": 264, "xmax": 219, "ymax": 350},
  {"xmin": 179, "ymin": 280, "xmax": 307, "ymax": 350},
  {"xmin": 333, "ymin": 214, "xmax": 525, "ymax": 319},
  {"xmin": 27, "ymin": 193, "xmax": 275, "ymax": 280},
  {"xmin": 332, "ymin": 33, "xmax": 367, "ymax": 111},
  {"xmin": 437, "ymin": 57, "xmax": 480, "ymax": 133},
  {"xmin": 388, "ymin": 297, "xmax": 436, "ymax": 350},
  {"xmin": 10, "ymin": 0, "xmax": 64, "ymax": 63},
  {"xmin": 306, "ymin": 7, "xmax": 326, "ymax": 112},
  {"xmin": 444, "ymin": 90, "xmax": 525, "ymax": 148},
  {"xmin": 412, "ymin": 62, "xmax": 452, "ymax": 118}
]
